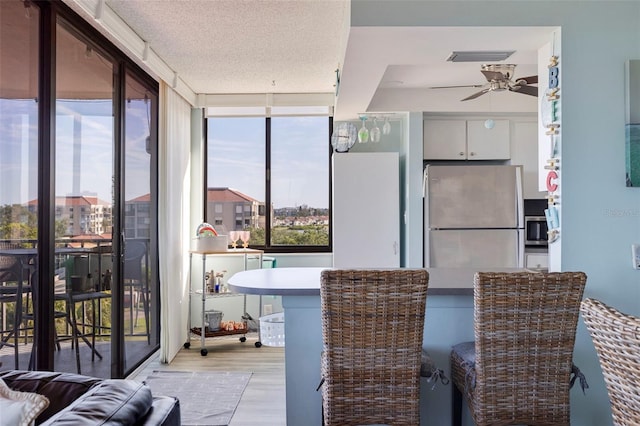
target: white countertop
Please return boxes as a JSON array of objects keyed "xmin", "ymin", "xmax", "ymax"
[{"xmin": 227, "ymin": 266, "xmax": 528, "ymax": 296}]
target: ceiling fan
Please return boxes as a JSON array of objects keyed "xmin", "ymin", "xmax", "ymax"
[{"xmin": 432, "ymin": 64, "xmax": 538, "ymax": 101}]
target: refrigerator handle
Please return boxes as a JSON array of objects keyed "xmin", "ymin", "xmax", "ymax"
[{"xmin": 422, "ymin": 168, "xmax": 428, "ymax": 198}]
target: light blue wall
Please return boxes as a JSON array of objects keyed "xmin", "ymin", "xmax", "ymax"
[
  {"xmin": 406, "ymin": 112, "xmax": 424, "ymax": 267},
  {"xmin": 351, "ymin": 1, "xmax": 640, "ymax": 425}
]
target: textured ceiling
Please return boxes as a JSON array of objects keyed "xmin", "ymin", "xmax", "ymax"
[
  {"xmin": 61, "ymin": 1, "xmax": 555, "ymax": 120},
  {"xmin": 105, "ymin": 0, "xmax": 349, "ymax": 95}
]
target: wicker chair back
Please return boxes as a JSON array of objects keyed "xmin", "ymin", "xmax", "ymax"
[
  {"xmin": 451, "ymin": 271, "xmax": 587, "ymax": 426},
  {"xmin": 319, "ymin": 269, "xmax": 429, "ymax": 426},
  {"xmin": 581, "ymin": 297, "xmax": 640, "ymax": 426}
]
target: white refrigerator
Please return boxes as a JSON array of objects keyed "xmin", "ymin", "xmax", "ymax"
[
  {"xmin": 333, "ymin": 152, "xmax": 400, "ymax": 268},
  {"xmin": 423, "ymin": 164, "xmax": 524, "ymax": 268}
]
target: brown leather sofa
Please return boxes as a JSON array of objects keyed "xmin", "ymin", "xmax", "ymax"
[{"xmin": 0, "ymin": 370, "xmax": 180, "ymax": 425}]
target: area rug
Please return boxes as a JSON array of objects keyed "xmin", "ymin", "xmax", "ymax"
[{"xmin": 144, "ymin": 370, "xmax": 252, "ymax": 426}]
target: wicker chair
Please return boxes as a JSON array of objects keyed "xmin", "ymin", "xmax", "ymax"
[
  {"xmin": 450, "ymin": 271, "xmax": 587, "ymax": 426},
  {"xmin": 319, "ymin": 269, "xmax": 429, "ymax": 426},
  {"xmin": 0, "ymin": 242, "xmax": 27, "ymax": 369},
  {"xmin": 581, "ymin": 298, "xmax": 640, "ymax": 425}
]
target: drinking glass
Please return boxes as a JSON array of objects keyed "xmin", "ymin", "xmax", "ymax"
[
  {"xmin": 229, "ymin": 231, "xmax": 239, "ymax": 249},
  {"xmin": 370, "ymin": 118, "xmax": 381, "ymax": 143},
  {"xmin": 382, "ymin": 116, "xmax": 392, "ymax": 135},
  {"xmin": 240, "ymin": 231, "xmax": 250, "ymax": 249},
  {"xmin": 357, "ymin": 116, "xmax": 369, "ymax": 143}
]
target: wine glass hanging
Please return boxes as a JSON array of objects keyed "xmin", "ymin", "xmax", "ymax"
[
  {"xmin": 357, "ymin": 116, "xmax": 369, "ymax": 143},
  {"xmin": 370, "ymin": 118, "xmax": 381, "ymax": 143},
  {"xmin": 382, "ymin": 116, "xmax": 392, "ymax": 135}
]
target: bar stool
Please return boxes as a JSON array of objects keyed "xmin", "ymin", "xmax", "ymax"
[
  {"xmin": 318, "ymin": 269, "xmax": 429, "ymax": 426},
  {"xmin": 450, "ymin": 271, "xmax": 588, "ymax": 426},
  {"xmin": 0, "ymin": 246, "xmax": 26, "ymax": 369},
  {"xmin": 124, "ymin": 240, "xmax": 150, "ymax": 343},
  {"xmin": 581, "ymin": 298, "xmax": 640, "ymax": 425},
  {"xmin": 24, "ymin": 270, "xmax": 68, "ymax": 370}
]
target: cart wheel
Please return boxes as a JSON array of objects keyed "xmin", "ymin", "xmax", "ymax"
[
  {"xmin": 183, "ymin": 342, "xmax": 191, "ymax": 349},
  {"xmin": 239, "ymin": 336, "xmax": 247, "ymax": 343},
  {"xmin": 255, "ymin": 341, "xmax": 262, "ymax": 348},
  {"xmin": 200, "ymin": 348, "xmax": 208, "ymax": 356}
]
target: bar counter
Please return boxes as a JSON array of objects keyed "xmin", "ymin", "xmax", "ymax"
[{"xmin": 228, "ymin": 266, "xmax": 526, "ymax": 426}]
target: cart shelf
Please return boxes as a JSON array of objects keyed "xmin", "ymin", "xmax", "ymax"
[
  {"xmin": 186, "ymin": 249, "xmax": 264, "ymax": 356},
  {"xmin": 190, "ymin": 326, "xmax": 247, "ymax": 338}
]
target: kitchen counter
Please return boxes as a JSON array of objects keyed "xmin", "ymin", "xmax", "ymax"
[
  {"xmin": 227, "ymin": 266, "xmax": 528, "ymax": 296},
  {"xmin": 227, "ymin": 266, "xmax": 528, "ymax": 425}
]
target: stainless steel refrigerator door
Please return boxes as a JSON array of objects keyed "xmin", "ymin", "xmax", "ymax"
[
  {"xmin": 425, "ymin": 165, "xmax": 523, "ymax": 229},
  {"xmin": 426, "ymin": 229, "xmax": 523, "ymax": 268}
]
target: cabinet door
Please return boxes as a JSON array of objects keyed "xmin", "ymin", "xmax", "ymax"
[
  {"xmin": 510, "ymin": 119, "xmax": 544, "ymax": 199},
  {"xmin": 332, "ymin": 153, "xmax": 399, "ymax": 268},
  {"xmin": 466, "ymin": 119, "xmax": 510, "ymax": 160},
  {"xmin": 423, "ymin": 119, "xmax": 466, "ymax": 159},
  {"xmin": 525, "ymin": 252, "xmax": 548, "ymax": 271}
]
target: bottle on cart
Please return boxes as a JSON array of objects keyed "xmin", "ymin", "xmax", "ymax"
[{"xmin": 206, "ymin": 270, "xmax": 215, "ymax": 293}]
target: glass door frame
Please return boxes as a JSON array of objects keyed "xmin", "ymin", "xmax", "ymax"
[{"xmin": 29, "ymin": 0, "xmax": 160, "ymax": 378}]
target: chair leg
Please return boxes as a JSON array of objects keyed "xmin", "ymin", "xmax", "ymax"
[
  {"xmin": 141, "ymin": 287, "xmax": 150, "ymax": 344},
  {"xmin": 452, "ymin": 382, "xmax": 463, "ymax": 426},
  {"xmin": 14, "ymin": 297, "xmax": 22, "ymax": 369},
  {"xmin": 128, "ymin": 285, "xmax": 134, "ymax": 335}
]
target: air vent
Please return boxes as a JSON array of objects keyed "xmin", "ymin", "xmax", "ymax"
[{"xmin": 446, "ymin": 51, "xmax": 515, "ymax": 62}]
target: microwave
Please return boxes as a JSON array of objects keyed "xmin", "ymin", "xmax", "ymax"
[{"xmin": 525, "ymin": 216, "xmax": 548, "ymax": 246}]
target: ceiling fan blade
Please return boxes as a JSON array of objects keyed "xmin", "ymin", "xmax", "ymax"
[
  {"xmin": 481, "ymin": 70, "xmax": 505, "ymax": 81},
  {"xmin": 430, "ymin": 84, "xmax": 484, "ymax": 89},
  {"xmin": 461, "ymin": 88, "xmax": 491, "ymax": 101},
  {"xmin": 517, "ymin": 75, "xmax": 538, "ymax": 84},
  {"xmin": 510, "ymin": 84, "xmax": 538, "ymax": 97}
]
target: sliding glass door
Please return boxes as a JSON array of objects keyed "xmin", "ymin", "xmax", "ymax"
[
  {"xmin": 0, "ymin": 0, "xmax": 159, "ymax": 378},
  {"xmin": 54, "ymin": 19, "xmax": 115, "ymax": 376},
  {"xmin": 0, "ymin": 0, "xmax": 40, "ymax": 371},
  {"xmin": 123, "ymin": 73, "xmax": 159, "ymax": 371}
]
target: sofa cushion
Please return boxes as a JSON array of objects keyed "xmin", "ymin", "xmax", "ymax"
[
  {"xmin": 0, "ymin": 378, "xmax": 50, "ymax": 426},
  {"xmin": 41, "ymin": 379, "xmax": 153, "ymax": 425},
  {"xmin": 0, "ymin": 370, "xmax": 101, "ymax": 423},
  {"xmin": 140, "ymin": 396, "xmax": 181, "ymax": 426}
]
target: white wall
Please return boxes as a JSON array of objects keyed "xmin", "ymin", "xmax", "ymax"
[{"xmin": 350, "ymin": 1, "xmax": 640, "ymax": 425}]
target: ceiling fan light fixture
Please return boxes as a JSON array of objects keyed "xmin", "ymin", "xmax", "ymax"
[{"xmin": 446, "ymin": 50, "xmax": 515, "ymax": 63}]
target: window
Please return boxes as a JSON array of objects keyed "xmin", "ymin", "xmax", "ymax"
[{"xmin": 207, "ymin": 116, "xmax": 331, "ymax": 251}]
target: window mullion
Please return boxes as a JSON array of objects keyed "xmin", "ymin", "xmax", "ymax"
[{"xmin": 265, "ymin": 117, "xmax": 272, "ymax": 249}]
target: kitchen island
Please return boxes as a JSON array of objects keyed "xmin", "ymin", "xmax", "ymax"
[{"xmin": 227, "ymin": 266, "xmax": 525, "ymax": 426}]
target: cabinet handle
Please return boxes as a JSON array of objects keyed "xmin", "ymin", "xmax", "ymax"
[
  {"xmin": 469, "ymin": 151, "xmax": 476, "ymax": 156},
  {"xmin": 458, "ymin": 151, "xmax": 465, "ymax": 156}
]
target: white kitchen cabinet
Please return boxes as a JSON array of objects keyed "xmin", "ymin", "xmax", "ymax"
[
  {"xmin": 525, "ymin": 251, "xmax": 548, "ymax": 271},
  {"xmin": 332, "ymin": 152, "xmax": 400, "ymax": 268},
  {"xmin": 423, "ymin": 118, "xmax": 510, "ymax": 160},
  {"xmin": 423, "ymin": 119, "xmax": 467, "ymax": 159},
  {"xmin": 466, "ymin": 119, "xmax": 510, "ymax": 159},
  {"xmin": 509, "ymin": 118, "xmax": 544, "ymax": 199}
]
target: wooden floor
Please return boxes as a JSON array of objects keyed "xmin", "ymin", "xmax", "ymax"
[{"xmin": 130, "ymin": 332, "xmax": 286, "ymax": 426}]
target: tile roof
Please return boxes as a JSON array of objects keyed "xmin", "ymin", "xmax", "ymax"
[{"xmin": 207, "ymin": 187, "xmax": 258, "ymax": 203}]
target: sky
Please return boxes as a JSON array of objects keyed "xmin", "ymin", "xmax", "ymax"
[
  {"xmin": 207, "ymin": 116, "xmax": 329, "ymax": 209},
  {"xmin": 0, "ymin": 98, "xmax": 151, "ymax": 206},
  {"xmin": 1, "ymin": 99, "xmax": 329, "ymax": 210}
]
